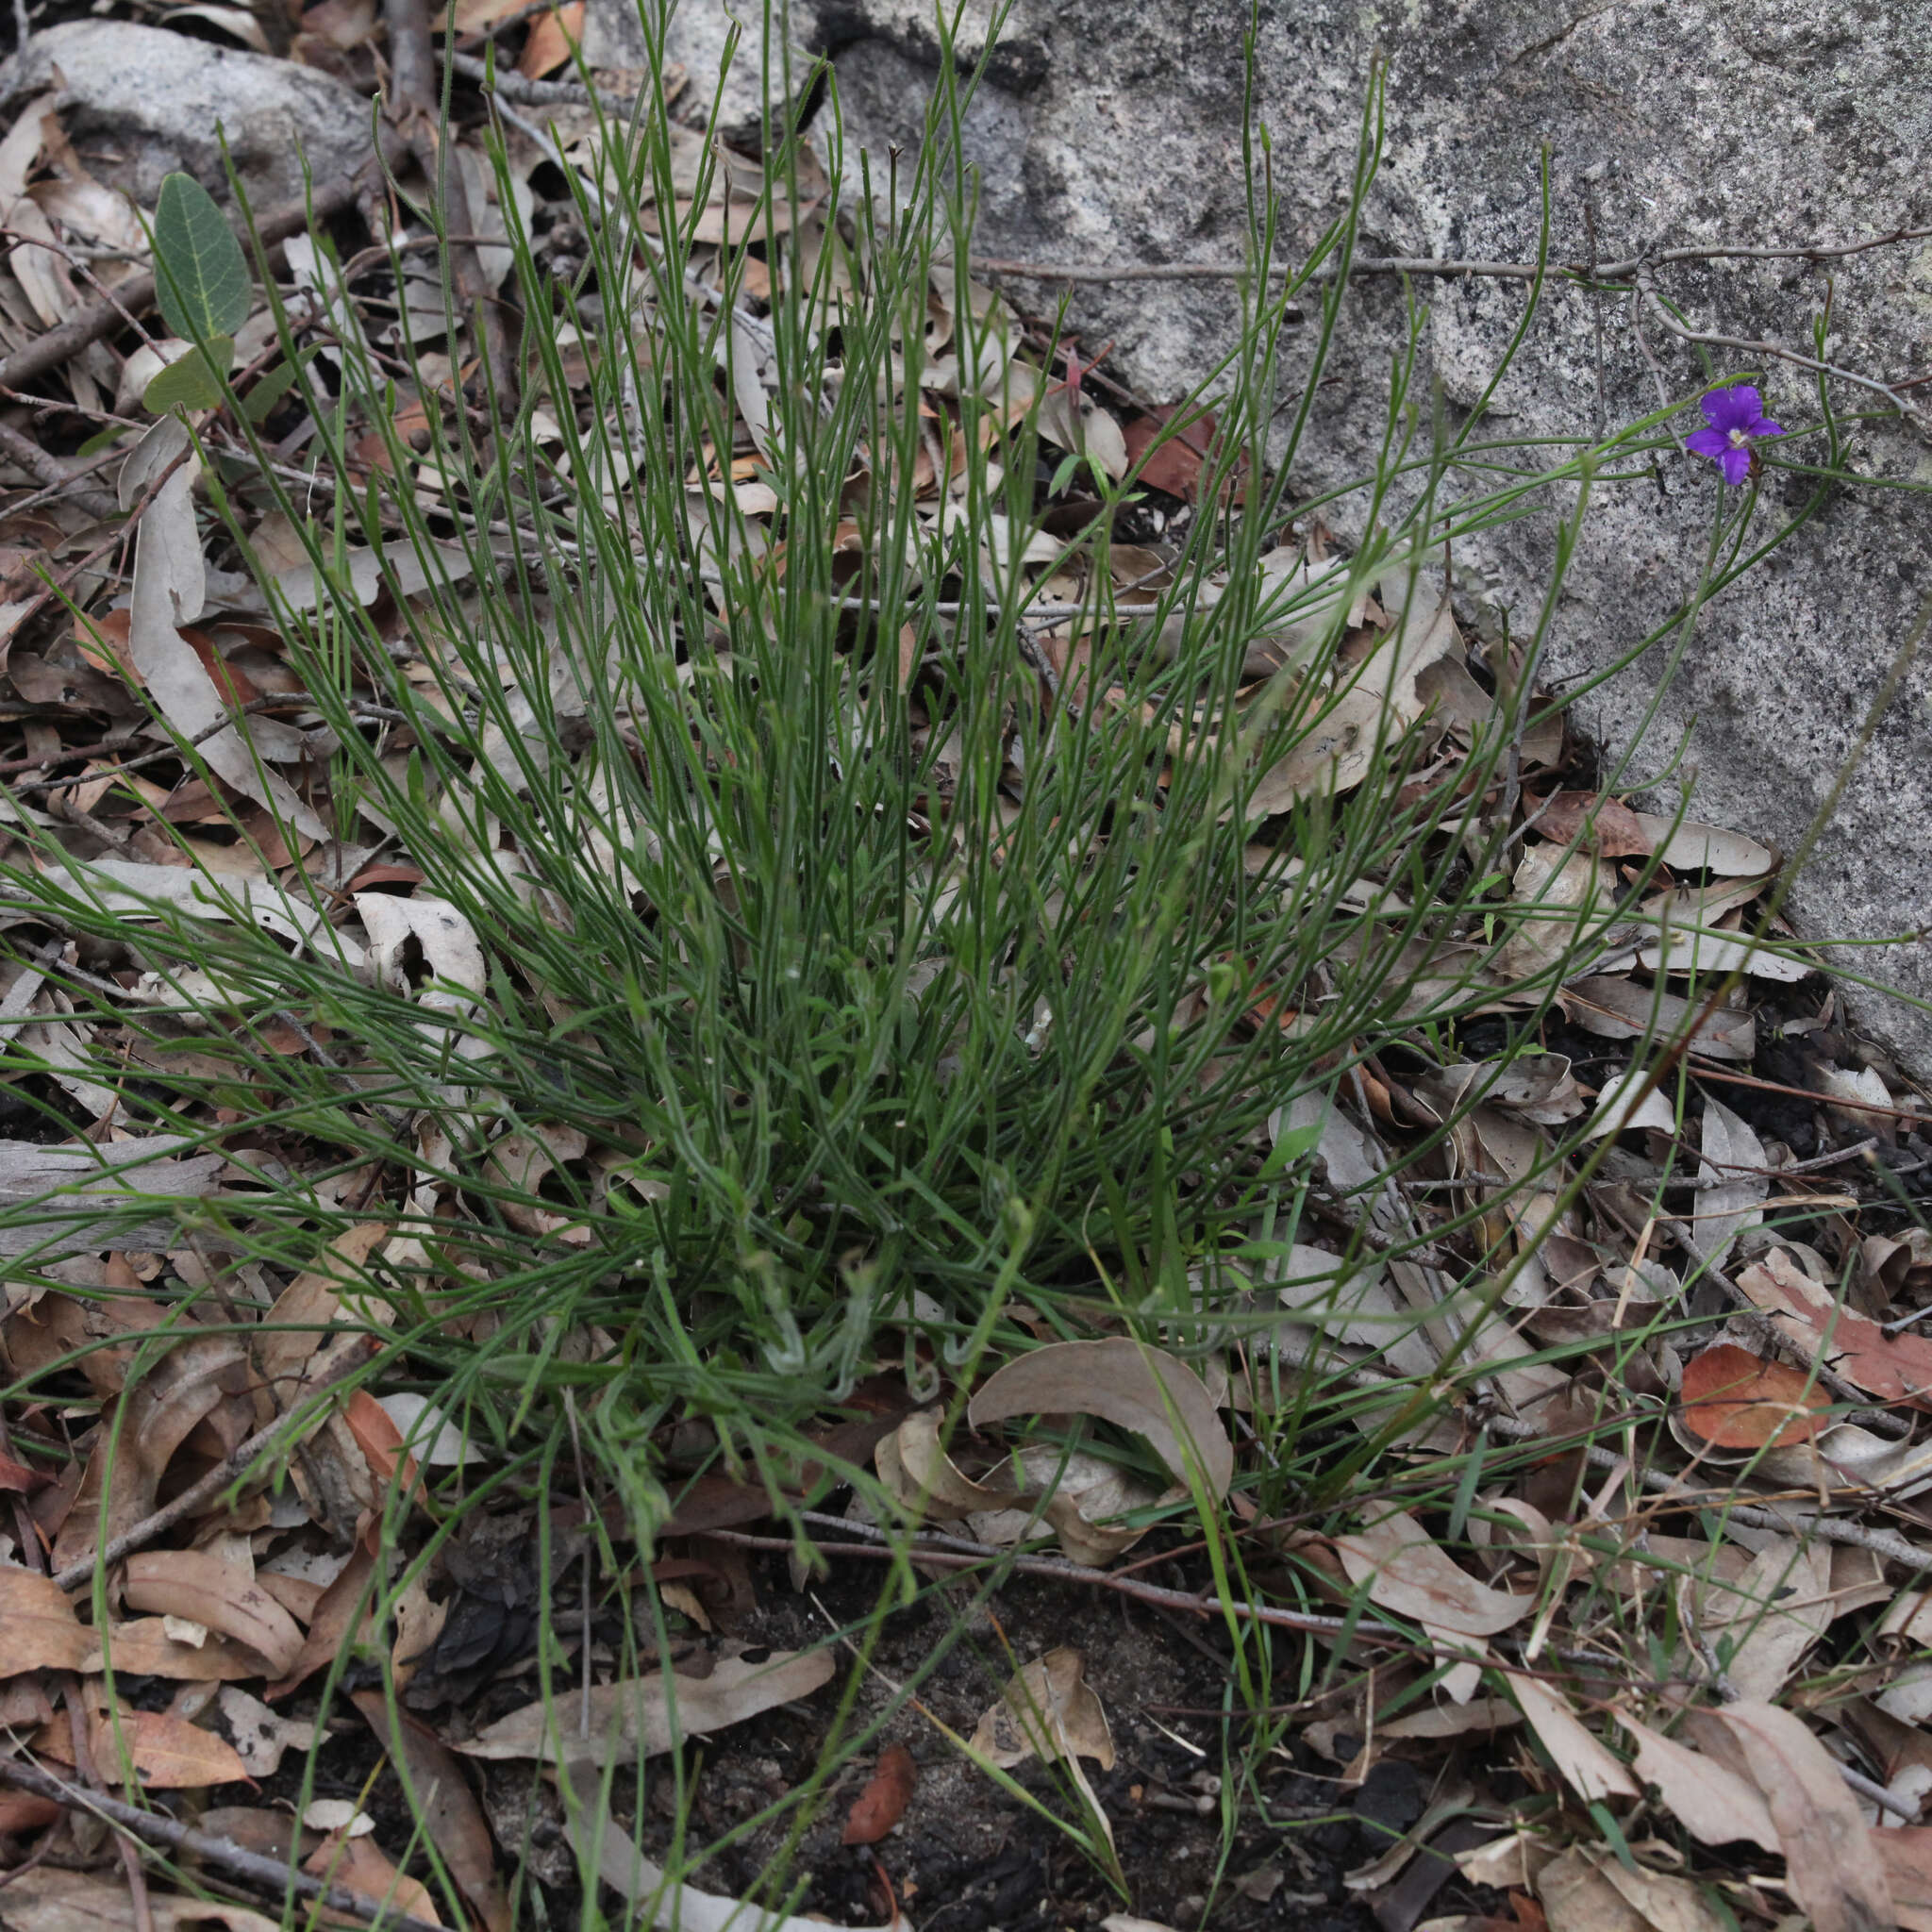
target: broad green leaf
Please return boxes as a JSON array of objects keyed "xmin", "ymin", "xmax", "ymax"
[
  {"xmin": 142, "ymin": 337, "xmax": 233, "ymax": 415},
  {"xmin": 242, "ymin": 358, "xmax": 300, "ymax": 424},
  {"xmin": 151, "ymin": 174, "xmax": 250, "ymax": 344}
]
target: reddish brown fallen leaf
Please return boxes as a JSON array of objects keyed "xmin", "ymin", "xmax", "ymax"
[
  {"xmin": 1737, "ymin": 1247, "xmax": 1932, "ymax": 1408},
  {"xmin": 0, "ymin": 1791, "xmax": 59, "ymax": 1834},
  {"xmin": 266, "ymin": 1546, "xmax": 376, "ymax": 1700},
  {"xmin": 1679, "ymin": 1343, "xmax": 1828, "ymax": 1449},
  {"xmin": 342, "ymin": 1388, "xmax": 417, "ymax": 1491},
  {"xmin": 1122, "ymin": 404, "xmax": 1218, "ymax": 501},
  {"xmin": 1524, "ymin": 789, "xmax": 1653, "ymax": 858},
  {"xmin": 89, "ymin": 1707, "xmax": 251, "ymax": 1790},
  {"xmin": 0, "ymin": 1449, "xmax": 42, "ymax": 1492},
  {"xmin": 306, "ymin": 1832, "xmax": 441, "ymax": 1926},
  {"xmin": 518, "ymin": 0, "xmax": 582, "ymax": 75},
  {"xmin": 842, "ymin": 1743, "xmax": 917, "ymax": 1845}
]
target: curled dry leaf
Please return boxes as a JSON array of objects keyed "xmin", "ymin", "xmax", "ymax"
[
  {"xmin": 842, "ymin": 1741, "xmax": 917, "ymax": 1845},
  {"xmin": 875, "ymin": 1407, "xmax": 1012, "ymax": 1520},
  {"xmin": 1585, "ymin": 1067, "xmax": 1676, "ymax": 1140},
  {"xmin": 964, "ymin": 1441, "xmax": 1170, "ymax": 1568},
  {"xmin": 1737, "ymin": 1246, "xmax": 1932, "ymax": 1408},
  {"xmin": 971, "ymin": 1646, "xmax": 1114, "ymax": 1771},
  {"xmin": 122, "ymin": 1549, "xmax": 305, "ymax": 1678},
  {"xmin": 965, "ymin": 1337, "xmax": 1233, "ymax": 1497},
  {"xmin": 1677, "ymin": 1343, "xmax": 1827, "ymax": 1450},
  {"xmin": 458, "ymin": 1647, "xmax": 833, "ymax": 1764}
]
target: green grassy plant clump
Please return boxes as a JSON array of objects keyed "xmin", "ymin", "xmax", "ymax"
[{"xmin": 0, "ymin": 10, "xmax": 1853, "ymax": 1533}]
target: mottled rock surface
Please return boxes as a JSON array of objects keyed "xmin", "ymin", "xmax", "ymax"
[
  {"xmin": 0, "ymin": 21, "xmax": 373, "ymax": 209},
  {"xmin": 603, "ymin": 0, "xmax": 1932, "ymax": 1064}
]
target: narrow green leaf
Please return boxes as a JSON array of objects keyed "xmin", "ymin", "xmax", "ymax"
[
  {"xmin": 151, "ymin": 174, "xmax": 251, "ymax": 343},
  {"xmin": 75, "ymin": 423, "xmax": 135, "ymax": 458}
]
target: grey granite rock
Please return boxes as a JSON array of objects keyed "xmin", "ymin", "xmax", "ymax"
[
  {"xmin": 597, "ymin": 0, "xmax": 1932, "ymax": 1063},
  {"xmin": 0, "ymin": 21, "xmax": 373, "ymax": 210}
]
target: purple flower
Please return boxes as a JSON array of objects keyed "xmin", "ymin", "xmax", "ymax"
[{"xmin": 1684, "ymin": 384, "xmax": 1784, "ymax": 484}]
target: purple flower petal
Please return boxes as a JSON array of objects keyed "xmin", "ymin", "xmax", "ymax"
[
  {"xmin": 1715, "ymin": 446, "xmax": 1753, "ymax": 486},
  {"xmin": 1685, "ymin": 426, "xmax": 1730, "ymax": 460},
  {"xmin": 1746, "ymin": 414, "xmax": 1784, "ymax": 439},
  {"xmin": 1701, "ymin": 384, "xmax": 1763, "ymax": 434}
]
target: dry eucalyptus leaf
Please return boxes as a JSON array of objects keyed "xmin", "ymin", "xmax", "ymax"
[
  {"xmin": 217, "ymin": 1685, "xmax": 318, "ymax": 1776},
  {"xmin": 875, "ymin": 1407, "xmax": 1015, "ymax": 1521},
  {"xmin": 1332, "ymin": 1509, "xmax": 1536, "ymax": 1638},
  {"xmin": 1736, "ymin": 1246, "xmax": 1932, "ymax": 1408},
  {"xmin": 1537, "ymin": 1844, "xmax": 1729, "ymax": 1932},
  {"xmin": 1242, "ymin": 572, "xmax": 1457, "ymax": 814},
  {"xmin": 1585, "ymin": 1068, "xmax": 1676, "ymax": 1140},
  {"xmin": 1563, "ymin": 975, "xmax": 1757, "ymax": 1062},
  {"xmin": 1499, "ymin": 847, "xmax": 1617, "ymax": 982},
  {"xmin": 0, "ymin": 1564, "xmax": 91, "ymax": 1673},
  {"xmin": 966, "ymin": 1337, "xmax": 1233, "ymax": 1497},
  {"xmin": 1505, "ymin": 1669, "xmax": 1638, "ymax": 1805},
  {"xmin": 126, "ymin": 449, "xmax": 325, "ymax": 840},
  {"xmin": 1699, "ymin": 1699, "xmax": 1895, "ymax": 1932},
  {"xmin": 0, "ymin": 1869, "xmax": 281, "ymax": 1932},
  {"xmin": 1616, "ymin": 1709, "xmax": 1778, "ymax": 1853},
  {"xmin": 458, "ymin": 1648, "xmax": 833, "ymax": 1764},
  {"xmin": 1686, "ymin": 1096, "xmax": 1767, "ymax": 1269},
  {"xmin": 274, "ymin": 539, "xmax": 478, "ymax": 611},
  {"xmin": 122, "ymin": 1550, "xmax": 305, "ymax": 1677},
  {"xmin": 1629, "ymin": 812, "xmax": 1776, "ymax": 877},
  {"xmin": 1688, "ymin": 1536, "xmax": 1833, "ymax": 1702}
]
